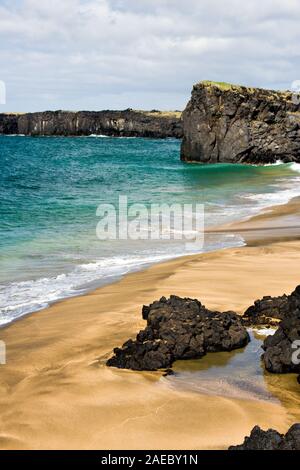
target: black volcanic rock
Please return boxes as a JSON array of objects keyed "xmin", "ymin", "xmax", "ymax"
[
  {"xmin": 181, "ymin": 81, "xmax": 300, "ymax": 164},
  {"xmin": 107, "ymin": 296, "xmax": 249, "ymax": 371},
  {"xmin": 241, "ymin": 286, "xmax": 300, "ymax": 380},
  {"xmin": 262, "ymin": 310, "xmax": 300, "ymax": 374},
  {"xmin": 242, "ymin": 285, "xmax": 300, "ymax": 326},
  {"xmin": 0, "ymin": 110, "xmax": 182, "ymax": 138},
  {"xmin": 0, "ymin": 113, "xmax": 18, "ymax": 134},
  {"xmin": 229, "ymin": 424, "xmax": 300, "ymax": 450}
]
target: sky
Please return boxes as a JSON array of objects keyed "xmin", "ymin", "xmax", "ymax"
[{"xmin": 1, "ymin": 0, "xmax": 300, "ymax": 112}]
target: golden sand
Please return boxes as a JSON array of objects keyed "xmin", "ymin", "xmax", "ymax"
[{"xmin": 0, "ymin": 200, "xmax": 300, "ymax": 449}]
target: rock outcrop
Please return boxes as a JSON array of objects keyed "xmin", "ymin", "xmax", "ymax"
[
  {"xmin": 181, "ymin": 81, "xmax": 300, "ymax": 164},
  {"xmin": 107, "ymin": 295, "xmax": 249, "ymax": 371},
  {"xmin": 242, "ymin": 285, "xmax": 300, "ymax": 326},
  {"xmin": 0, "ymin": 110, "xmax": 182, "ymax": 138},
  {"xmin": 0, "ymin": 113, "xmax": 18, "ymax": 134},
  {"xmin": 262, "ymin": 311, "xmax": 300, "ymax": 374},
  {"xmin": 241, "ymin": 286, "xmax": 300, "ymax": 379},
  {"xmin": 229, "ymin": 424, "xmax": 300, "ymax": 450}
]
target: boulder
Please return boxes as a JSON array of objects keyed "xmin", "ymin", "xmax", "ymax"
[
  {"xmin": 242, "ymin": 285, "xmax": 300, "ymax": 326},
  {"xmin": 262, "ymin": 311, "xmax": 300, "ymax": 374},
  {"xmin": 241, "ymin": 285, "xmax": 300, "ymax": 380},
  {"xmin": 107, "ymin": 296, "xmax": 249, "ymax": 371}
]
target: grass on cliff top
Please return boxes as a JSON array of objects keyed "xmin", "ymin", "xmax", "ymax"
[
  {"xmin": 137, "ymin": 110, "xmax": 182, "ymax": 118},
  {"xmin": 200, "ymin": 80, "xmax": 293, "ymax": 99},
  {"xmin": 201, "ymin": 80, "xmax": 256, "ymax": 93},
  {"xmin": 2, "ymin": 112, "xmax": 25, "ymax": 115}
]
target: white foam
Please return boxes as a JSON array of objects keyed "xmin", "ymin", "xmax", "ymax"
[
  {"xmin": 290, "ymin": 162, "xmax": 300, "ymax": 173},
  {"xmin": 241, "ymin": 176, "xmax": 300, "ymax": 209},
  {"xmin": 0, "ymin": 234, "xmax": 245, "ymax": 327},
  {"xmin": 0, "ymin": 252, "xmax": 182, "ymax": 326},
  {"xmin": 87, "ymin": 134, "xmax": 137, "ymax": 139},
  {"xmin": 249, "ymin": 327, "xmax": 277, "ymax": 336},
  {"xmin": 255, "ymin": 160, "xmax": 283, "ymax": 167},
  {"xmin": 250, "ymin": 160, "xmax": 300, "ymax": 171},
  {"xmin": 4, "ymin": 134, "xmax": 26, "ymax": 137},
  {"xmin": 87, "ymin": 134, "xmax": 109, "ymax": 138}
]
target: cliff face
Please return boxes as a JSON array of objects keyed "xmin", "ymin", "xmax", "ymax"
[
  {"xmin": 0, "ymin": 110, "xmax": 182, "ymax": 138},
  {"xmin": 0, "ymin": 113, "xmax": 18, "ymax": 134},
  {"xmin": 181, "ymin": 81, "xmax": 300, "ymax": 164}
]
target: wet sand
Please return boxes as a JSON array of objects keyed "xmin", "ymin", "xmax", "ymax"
[
  {"xmin": 0, "ymin": 199, "xmax": 300, "ymax": 449},
  {"xmin": 207, "ymin": 195, "xmax": 300, "ymax": 245}
]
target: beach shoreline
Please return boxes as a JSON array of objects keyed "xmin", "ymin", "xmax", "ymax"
[{"xmin": 0, "ymin": 198, "xmax": 300, "ymax": 449}]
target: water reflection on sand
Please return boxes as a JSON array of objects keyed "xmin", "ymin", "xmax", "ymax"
[{"xmin": 165, "ymin": 329, "xmax": 300, "ymax": 414}]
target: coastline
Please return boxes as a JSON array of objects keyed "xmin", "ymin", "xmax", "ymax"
[
  {"xmin": 207, "ymin": 195, "xmax": 300, "ymax": 246},
  {"xmin": 0, "ymin": 199, "xmax": 300, "ymax": 449},
  {"xmin": 2, "ymin": 135, "xmax": 300, "ymax": 326}
]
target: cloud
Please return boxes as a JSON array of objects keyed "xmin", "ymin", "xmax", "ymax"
[{"xmin": 0, "ymin": 0, "xmax": 300, "ymax": 111}]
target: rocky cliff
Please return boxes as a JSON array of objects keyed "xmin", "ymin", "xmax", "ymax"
[
  {"xmin": 0, "ymin": 113, "xmax": 18, "ymax": 134},
  {"xmin": 181, "ymin": 81, "xmax": 300, "ymax": 164},
  {"xmin": 0, "ymin": 109, "xmax": 182, "ymax": 138}
]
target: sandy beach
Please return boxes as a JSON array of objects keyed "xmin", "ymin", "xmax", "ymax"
[{"xmin": 0, "ymin": 199, "xmax": 300, "ymax": 450}]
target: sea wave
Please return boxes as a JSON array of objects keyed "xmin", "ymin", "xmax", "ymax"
[
  {"xmin": 4, "ymin": 134, "xmax": 26, "ymax": 137},
  {"xmin": 240, "ymin": 176, "xmax": 300, "ymax": 208},
  {"xmin": 289, "ymin": 162, "xmax": 300, "ymax": 173},
  {"xmin": 0, "ymin": 253, "xmax": 170, "ymax": 325},
  {"xmin": 87, "ymin": 134, "xmax": 110, "ymax": 138},
  {"xmin": 250, "ymin": 160, "xmax": 283, "ymax": 167},
  {"xmin": 2, "ymin": 135, "xmax": 300, "ymax": 328},
  {"xmin": 87, "ymin": 134, "xmax": 137, "ymax": 139},
  {"xmin": 0, "ymin": 235, "xmax": 244, "ymax": 327}
]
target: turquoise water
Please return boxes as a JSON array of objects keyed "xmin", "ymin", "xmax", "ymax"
[{"xmin": 1, "ymin": 135, "xmax": 300, "ymax": 325}]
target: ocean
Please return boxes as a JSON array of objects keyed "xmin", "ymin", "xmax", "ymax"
[{"xmin": 1, "ymin": 135, "xmax": 300, "ymax": 326}]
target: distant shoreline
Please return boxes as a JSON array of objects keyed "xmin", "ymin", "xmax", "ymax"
[{"xmin": 0, "ymin": 109, "xmax": 183, "ymax": 138}]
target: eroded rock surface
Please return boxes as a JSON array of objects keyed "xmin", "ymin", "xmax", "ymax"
[
  {"xmin": 241, "ymin": 286, "xmax": 300, "ymax": 376},
  {"xmin": 262, "ymin": 311, "xmax": 300, "ymax": 374},
  {"xmin": 181, "ymin": 81, "xmax": 300, "ymax": 164},
  {"xmin": 0, "ymin": 113, "xmax": 18, "ymax": 134},
  {"xmin": 107, "ymin": 296, "xmax": 249, "ymax": 371},
  {"xmin": 0, "ymin": 110, "xmax": 182, "ymax": 138},
  {"xmin": 242, "ymin": 285, "xmax": 300, "ymax": 326},
  {"xmin": 229, "ymin": 424, "xmax": 300, "ymax": 450}
]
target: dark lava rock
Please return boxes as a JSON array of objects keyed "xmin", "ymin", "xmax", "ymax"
[
  {"xmin": 229, "ymin": 424, "xmax": 300, "ymax": 450},
  {"xmin": 163, "ymin": 368, "xmax": 175, "ymax": 377},
  {"xmin": 0, "ymin": 110, "xmax": 182, "ymax": 138},
  {"xmin": 0, "ymin": 113, "xmax": 18, "ymax": 134},
  {"xmin": 107, "ymin": 296, "xmax": 249, "ymax": 371},
  {"xmin": 242, "ymin": 285, "xmax": 300, "ymax": 326},
  {"xmin": 229, "ymin": 426, "xmax": 282, "ymax": 450},
  {"xmin": 262, "ymin": 310, "xmax": 300, "ymax": 374},
  {"xmin": 181, "ymin": 81, "xmax": 300, "ymax": 164},
  {"xmin": 241, "ymin": 286, "xmax": 300, "ymax": 380}
]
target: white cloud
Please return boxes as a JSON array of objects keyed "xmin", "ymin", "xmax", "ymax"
[{"xmin": 0, "ymin": 0, "xmax": 300, "ymax": 111}]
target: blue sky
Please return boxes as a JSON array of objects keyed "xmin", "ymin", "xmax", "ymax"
[{"xmin": 1, "ymin": 0, "xmax": 300, "ymax": 111}]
